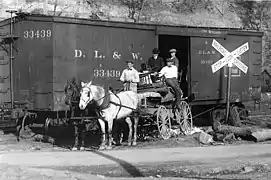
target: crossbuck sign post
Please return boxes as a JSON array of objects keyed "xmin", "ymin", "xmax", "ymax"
[{"xmin": 211, "ymin": 39, "xmax": 249, "ymax": 122}]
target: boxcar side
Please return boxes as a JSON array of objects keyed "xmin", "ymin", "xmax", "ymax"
[
  {"xmin": 190, "ymin": 32, "xmax": 262, "ymax": 105},
  {"xmin": 0, "ymin": 14, "xmax": 264, "ymax": 120},
  {"xmin": 13, "ymin": 18, "xmax": 54, "ymax": 111},
  {"xmin": 52, "ymin": 20, "xmax": 157, "ymax": 111},
  {"xmin": 0, "ymin": 20, "xmax": 11, "ymax": 105}
]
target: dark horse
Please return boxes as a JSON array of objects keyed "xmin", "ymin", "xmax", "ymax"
[{"xmin": 64, "ymin": 77, "xmax": 92, "ymax": 151}]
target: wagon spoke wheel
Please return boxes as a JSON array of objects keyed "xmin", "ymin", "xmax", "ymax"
[
  {"xmin": 156, "ymin": 105, "xmax": 171, "ymax": 140},
  {"xmin": 175, "ymin": 101, "xmax": 193, "ymax": 135}
]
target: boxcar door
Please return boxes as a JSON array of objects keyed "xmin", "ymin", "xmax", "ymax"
[{"xmin": 190, "ymin": 37, "xmax": 226, "ymax": 102}]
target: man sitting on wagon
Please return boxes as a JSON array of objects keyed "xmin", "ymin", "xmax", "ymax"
[{"xmin": 156, "ymin": 58, "xmax": 183, "ymax": 108}]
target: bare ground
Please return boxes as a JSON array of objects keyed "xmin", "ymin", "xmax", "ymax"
[{"xmin": 1, "ymin": 101, "xmax": 271, "ymax": 179}]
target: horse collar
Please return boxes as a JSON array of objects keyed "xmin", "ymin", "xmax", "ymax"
[{"xmin": 98, "ymin": 90, "xmax": 111, "ymax": 110}]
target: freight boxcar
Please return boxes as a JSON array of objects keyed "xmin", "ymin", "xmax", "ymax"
[{"xmin": 0, "ymin": 13, "xmax": 263, "ymax": 130}]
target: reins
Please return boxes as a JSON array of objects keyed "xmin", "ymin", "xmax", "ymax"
[{"xmin": 81, "ymin": 86, "xmax": 130, "ymax": 111}]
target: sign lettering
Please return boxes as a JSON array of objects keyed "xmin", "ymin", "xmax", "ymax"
[
  {"xmin": 211, "ymin": 39, "xmax": 249, "ymax": 73},
  {"xmin": 201, "ymin": 60, "xmax": 214, "ymax": 65},
  {"xmin": 131, "ymin": 53, "xmax": 140, "ymax": 60},
  {"xmin": 23, "ymin": 29, "xmax": 52, "ymax": 39},
  {"xmin": 198, "ymin": 50, "xmax": 216, "ymax": 55},
  {"xmin": 93, "ymin": 69, "xmax": 121, "ymax": 78},
  {"xmin": 75, "ymin": 50, "xmax": 83, "ymax": 58},
  {"xmin": 94, "ymin": 50, "xmax": 105, "ymax": 59},
  {"xmin": 113, "ymin": 51, "xmax": 121, "ymax": 59},
  {"xmin": 74, "ymin": 50, "xmax": 143, "ymax": 61}
]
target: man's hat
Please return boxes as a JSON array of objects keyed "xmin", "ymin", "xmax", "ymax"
[
  {"xmin": 166, "ymin": 58, "xmax": 173, "ymax": 62},
  {"xmin": 169, "ymin": 49, "xmax": 177, "ymax": 53},
  {"xmin": 126, "ymin": 59, "xmax": 134, "ymax": 64},
  {"xmin": 152, "ymin": 48, "xmax": 160, "ymax": 54}
]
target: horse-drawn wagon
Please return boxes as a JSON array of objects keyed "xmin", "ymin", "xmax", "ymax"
[
  {"xmin": 75, "ymin": 71, "xmax": 193, "ymax": 150},
  {"xmin": 136, "ymin": 72, "xmax": 193, "ymax": 139},
  {"xmin": 0, "ymin": 12, "xmax": 262, "ymax": 150}
]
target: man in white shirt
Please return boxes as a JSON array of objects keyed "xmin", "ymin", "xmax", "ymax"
[
  {"xmin": 158, "ymin": 58, "xmax": 183, "ymax": 108},
  {"xmin": 120, "ymin": 60, "xmax": 140, "ymax": 93},
  {"xmin": 115, "ymin": 59, "xmax": 140, "ymax": 145}
]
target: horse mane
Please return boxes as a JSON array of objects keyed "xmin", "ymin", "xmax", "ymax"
[
  {"xmin": 89, "ymin": 84, "xmax": 111, "ymax": 110},
  {"xmin": 64, "ymin": 79, "xmax": 81, "ymax": 106}
]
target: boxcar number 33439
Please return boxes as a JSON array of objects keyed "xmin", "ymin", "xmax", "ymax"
[
  {"xmin": 93, "ymin": 69, "xmax": 121, "ymax": 78},
  {"xmin": 23, "ymin": 29, "xmax": 52, "ymax": 39}
]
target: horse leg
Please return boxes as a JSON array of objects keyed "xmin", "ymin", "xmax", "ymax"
[
  {"xmin": 132, "ymin": 115, "xmax": 139, "ymax": 146},
  {"xmin": 98, "ymin": 119, "xmax": 106, "ymax": 150},
  {"xmin": 106, "ymin": 120, "xmax": 114, "ymax": 150},
  {"xmin": 125, "ymin": 117, "xmax": 133, "ymax": 146},
  {"xmin": 80, "ymin": 123, "xmax": 86, "ymax": 151},
  {"xmin": 113, "ymin": 120, "xmax": 122, "ymax": 145},
  {"xmin": 72, "ymin": 122, "xmax": 79, "ymax": 151},
  {"xmin": 16, "ymin": 117, "xmax": 22, "ymax": 142}
]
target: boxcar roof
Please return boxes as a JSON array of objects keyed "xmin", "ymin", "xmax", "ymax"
[{"xmin": 0, "ymin": 13, "xmax": 264, "ymax": 37}]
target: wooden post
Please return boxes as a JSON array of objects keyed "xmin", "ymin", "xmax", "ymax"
[{"xmin": 225, "ymin": 62, "xmax": 232, "ymax": 123}]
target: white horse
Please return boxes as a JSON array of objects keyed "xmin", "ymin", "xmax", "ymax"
[{"xmin": 79, "ymin": 81, "xmax": 141, "ymax": 150}]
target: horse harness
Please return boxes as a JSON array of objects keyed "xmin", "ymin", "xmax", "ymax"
[{"xmin": 84, "ymin": 86, "xmax": 137, "ymax": 120}]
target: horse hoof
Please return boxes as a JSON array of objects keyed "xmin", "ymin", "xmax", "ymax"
[
  {"xmin": 79, "ymin": 147, "xmax": 85, "ymax": 151},
  {"xmin": 132, "ymin": 142, "xmax": 137, "ymax": 146},
  {"xmin": 72, "ymin": 147, "xmax": 78, "ymax": 151},
  {"xmin": 127, "ymin": 142, "xmax": 132, "ymax": 146}
]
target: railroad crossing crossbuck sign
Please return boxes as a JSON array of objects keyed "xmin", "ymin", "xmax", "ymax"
[{"xmin": 211, "ymin": 39, "xmax": 249, "ymax": 74}]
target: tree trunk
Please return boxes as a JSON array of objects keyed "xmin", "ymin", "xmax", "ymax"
[
  {"xmin": 216, "ymin": 125, "xmax": 252, "ymax": 137},
  {"xmin": 137, "ymin": 0, "xmax": 146, "ymax": 23},
  {"xmin": 251, "ymin": 129, "xmax": 271, "ymax": 142}
]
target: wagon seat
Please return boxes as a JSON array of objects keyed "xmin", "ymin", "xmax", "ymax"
[{"xmin": 137, "ymin": 71, "xmax": 175, "ymax": 104}]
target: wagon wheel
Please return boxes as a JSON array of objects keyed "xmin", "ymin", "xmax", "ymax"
[
  {"xmin": 175, "ymin": 101, "xmax": 193, "ymax": 135},
  {"xmin": 156, "ymin": 105, "xmax": 171, "ymax": 140}
]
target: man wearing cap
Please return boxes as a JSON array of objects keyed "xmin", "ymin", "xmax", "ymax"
[
  {"xmin": 158, "ymin": 58, "xmax": 183, "ymax": 108},
  {"xmin": 120, "ymin": 60, "xmax": 140, "ymax": 93},
  {"xmin": 169, "ymin": 49, "xmax": 179, "ymax": 68}
]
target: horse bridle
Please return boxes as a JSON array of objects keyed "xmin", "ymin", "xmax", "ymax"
[
  {"xmin": 80, "ymin": 86, "xmax": 93, "ymax": 105},
  {"xmin": 80, "ymin": 85, "xmax": 136, "ymax": 114}
]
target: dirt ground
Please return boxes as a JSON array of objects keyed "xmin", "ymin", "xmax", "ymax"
[
  {"xmin": 1, "ymin": 142, "xmax": 271, "ymax": 180},
  {"xmin": 1, "ymin": 100, "xmax": 271, "ymax": 179}
]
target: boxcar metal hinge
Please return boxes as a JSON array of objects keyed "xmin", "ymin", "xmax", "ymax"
[
  {"xmin": 0, "ymin": 76, "xmax": 9, "ymax": 80},
  {"xmin": 0, "ymin": 88, "xmax": 9, "ymax": 94},
  {"xmin": 0, "ymin": 61, "xmax": 9, "ymax": 65},
  {"xmin": 0, "ymin": 33, "xmax": 8, "ymax": 36}
]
